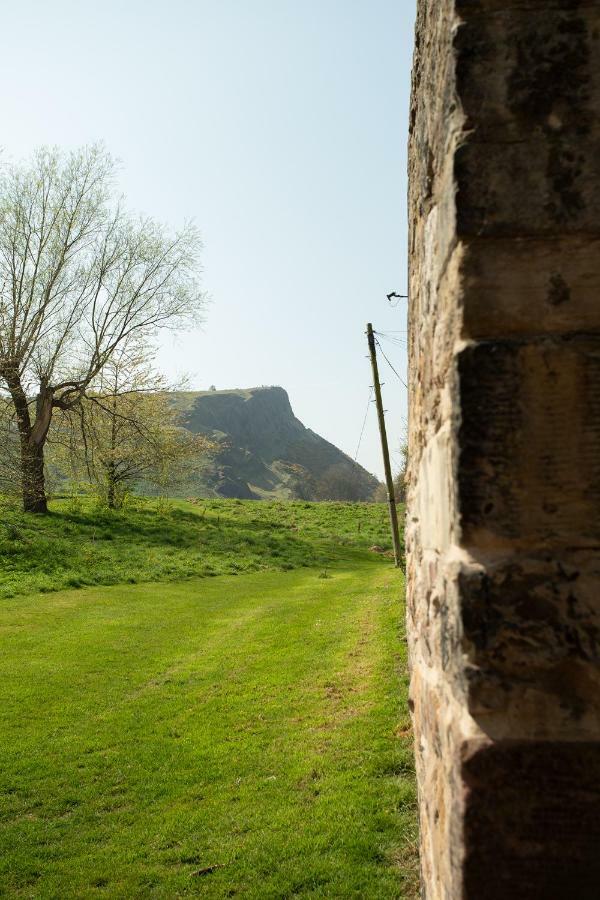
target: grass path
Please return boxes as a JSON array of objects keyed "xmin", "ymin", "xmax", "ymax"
[{"xmin": 0, "ymin": 559, "xmax": 416, "ymax": 898}]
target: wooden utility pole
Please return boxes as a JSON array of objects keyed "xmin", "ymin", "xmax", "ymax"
[{"xmin": 366, "ymin": 322, "xmax": 402, "ymax": 568}]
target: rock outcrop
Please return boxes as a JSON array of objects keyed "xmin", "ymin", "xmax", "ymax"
[{"xmin": 172, "ymin": 386, "xmax": 379, "ymax": 501}]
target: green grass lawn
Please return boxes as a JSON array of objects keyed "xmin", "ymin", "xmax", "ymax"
[
  {"xmin": 0, "ymin": 500, "xmax": 416, "ymax": 897},
  {"xmin": 0, "ymin": 497, "xmax": 401, "ymax": 600}
]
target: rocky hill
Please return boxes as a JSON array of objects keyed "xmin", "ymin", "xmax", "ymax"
[{"xmin": 171, "ymin": 386, "xmax": 379, "ymax": 501}]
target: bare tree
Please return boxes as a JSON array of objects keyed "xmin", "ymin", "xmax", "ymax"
[{"xmin": 0, "ymin": 145, "xmax": 204, "ymax": 512}]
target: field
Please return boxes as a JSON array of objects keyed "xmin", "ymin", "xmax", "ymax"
[
  {"xmin": 0, "ymin": 500, "xmax": 417, "ymax": 898},
  {"xmin": 0, "ymin": 498, "xmax": 403, "ymax": 600}
]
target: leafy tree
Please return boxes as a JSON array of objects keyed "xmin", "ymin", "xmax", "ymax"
[
  {"xmin": 394, "ymin": 440, "xmax": 408, "ymax": 503},
  {"xmin": 0, "ymin": 146, "xmax": 204, "ymax": 512},
  {"xmin": 314, "ymin": 464, "xmax": 370, "ymax": 502},
  {"xmin": 274, "ymin": 461, "xmax": 316, "ymax": 500},
  {"xmin": 372, "ymin": 482, "xmax": 387, "ymax": 503},
  {"xmin": 54, "ymin": 341, "xmax": 213, "ymax": 508},
  {"xmin": 372, "ymin": 441, "xmax": 407, "ymax": 504}
]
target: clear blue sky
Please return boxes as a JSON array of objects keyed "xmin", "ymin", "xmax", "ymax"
[{"xmin": 2, "ymin": 0, "xmax": 415, "ymax": 479}]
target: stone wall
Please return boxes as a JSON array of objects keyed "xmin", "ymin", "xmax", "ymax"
[{"xmin": 407, "ymin": 2, "xmax": 600, "ymax": 897}]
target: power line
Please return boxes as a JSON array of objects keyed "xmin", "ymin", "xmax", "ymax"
[
  {"xmin": 376, "ymin": 331, "xmax": 407, "ymax": 347},
  {"xmin": 386, "ymin": 292, "xmax": 408, "ymax": 307},
  {"xmin": 374, "ymin": 337, "xmax": 408, "ymax": 389},
  {"xmin": 354, "ymin": 386, "xmax": 373, "ymax": 462}
]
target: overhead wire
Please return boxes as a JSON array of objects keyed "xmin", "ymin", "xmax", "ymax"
[
  {"xmin": 375, "ymin": 331, "xmax": 407, "ymax": 348},
  {"xmin": 354, "ymin": 322, "xmax": 407, "ymax": 467},
  {"xmin": 374, "ymin": 335, "xmax": 408, "ymax": 389},
  {"xmin": 354, "ymin": 386, "xmax": 374, "ymax": 462}
]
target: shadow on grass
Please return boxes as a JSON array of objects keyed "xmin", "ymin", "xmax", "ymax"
[
  {"xmin": 0, "ymin": 498, "xmax": 399, "ymax": 600},
  {"xmin": 48, "ymin": 504, "xmax": 319, "ymax": 557}
]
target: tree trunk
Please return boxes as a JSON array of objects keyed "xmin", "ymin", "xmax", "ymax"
[
  {"xmin": 4, "ymin": 374, "xmax": 51, "ymax": 514},
  {"xmin": 106, "ymin": 395, "xmax": 118, "ymax": 510},
  {"xmin": 106, "ymin": 472, "xmax": 116, "ymax": 509},
  {"xmin": 21, "ymin": 439, "xmax": 48, "ymax": 514}
]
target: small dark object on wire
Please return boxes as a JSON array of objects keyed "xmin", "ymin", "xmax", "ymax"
[{"xmin": 386, "ymin": 291, "xmax": 408, "ymax": 305}]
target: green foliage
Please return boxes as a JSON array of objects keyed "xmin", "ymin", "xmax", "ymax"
[
  {"xmin": 394, "ymin": 441, "xmax": 408, "ymax": 503},
  {"xmin": 50, "ymin": 342, "xmax": 215, "ymax": 510},
  {"xmin": 0, "ymin": 497, "xmax": 403, "ymax": 600},
  {"xmin": 0, "ymin": 146, "xmax": 204, "ymax": 513},
  {"xmin": 0, "ymin": 500, "xmax": 416, "ymax": 897}
]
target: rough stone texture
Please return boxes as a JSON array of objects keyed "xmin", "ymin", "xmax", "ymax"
[{"xmin": 407, "ymin": 2, "xmax": 600, "ymax": 897}]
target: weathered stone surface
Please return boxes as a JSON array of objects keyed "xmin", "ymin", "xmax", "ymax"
[
  {"xmin": 461, "ymin": 237, "xmax": 600, "ymax": 338},
  {"xmin": 458, "ymin": 336, "xmax": 600, "ymax": 548},
  {"xmin": 408, "ymin": 1, "xmax": 600, "ymax": 896},
  {"xmin": 463, "ymin": 740, "xmax": 600, "ymax": 900},
  {"xmin": 460, "ymin": 552, "xmax": 600, "ymax": 737}
]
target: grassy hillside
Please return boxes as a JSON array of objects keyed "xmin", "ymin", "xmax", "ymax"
[
  {"xmin": 0, "ymin": 500, "xmax": 416, "ymax": 897},
  {"xmin": 0, "ymin": 497, "xmax": 400, "ymax": 600}
]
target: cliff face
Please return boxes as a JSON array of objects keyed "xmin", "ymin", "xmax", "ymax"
[{"xmin": 171, "ymin": 386, "xmax": 379, "ymax": 501}]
